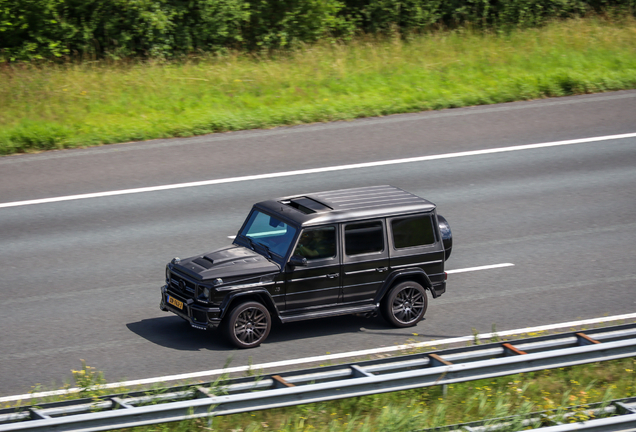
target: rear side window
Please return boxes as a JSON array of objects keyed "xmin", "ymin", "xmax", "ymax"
[
  {"xmin": 392, "ymin": 215, "xmax": 435, "ymax": 249},
  {"xmin": 345, "ymin": 221, "xmax": 384, "ymax": 255}
]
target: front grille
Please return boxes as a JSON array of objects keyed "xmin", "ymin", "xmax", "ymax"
[{"xmin": 169, "ymin": 272, "xmax": 196, "ymax": 295}]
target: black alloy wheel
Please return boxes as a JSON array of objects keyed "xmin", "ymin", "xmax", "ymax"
[
  {"xmin": 225, "ymin": 301, "xmax": 271, "ymax": 348},
  {"xmin": 381, "ymin": 281, "xmax": 428, "ymax": 327}
]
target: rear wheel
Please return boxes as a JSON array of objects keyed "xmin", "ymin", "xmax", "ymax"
[
  {"xmin": 381, "ymin": 281, "xmax": 427, "ymax": 327},
  {"xmin": 225, "ymin": 301, "xmax": 271, "ymax": 348}
]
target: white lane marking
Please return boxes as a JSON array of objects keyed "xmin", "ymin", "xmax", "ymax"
[
  {"xmin": 3, "ymin": 311, "xmax": 635, "ymax": 403},
  {"xmin": 446, "ymin": 263, "xmax": 514, "ymax": 274},
  {"xmin": 2, "ymin": 132, "xmax": 636, "ymax": 209}
]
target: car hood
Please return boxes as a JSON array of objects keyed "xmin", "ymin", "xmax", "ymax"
[{"xmin": 172, "ymin": 244, "xmax": 280, "ymax": 280}]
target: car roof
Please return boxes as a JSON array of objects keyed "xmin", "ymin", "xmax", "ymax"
[{"xmin": 254, "ymin": 185, "xmax": 436, "ymax": 227}]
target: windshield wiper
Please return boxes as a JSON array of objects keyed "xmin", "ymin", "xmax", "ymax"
[
  {"xmin": 251, "ymin": 239, "xmax": 274, "ymax": 260},
  {"xmin": 242, "ymin": 235, "xmax": 276, "ymax": 260},
  {"xmin": 243, "ymin": 235, "xmax": 256, "ymax": 251},
  {"xmin": 258, "ymin": 243, "xmax": 274, "ymax": 260}
]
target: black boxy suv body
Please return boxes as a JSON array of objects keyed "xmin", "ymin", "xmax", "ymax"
[{"xmin": 160, "ymin": 185, "xmax": 452, "ymax": 348}]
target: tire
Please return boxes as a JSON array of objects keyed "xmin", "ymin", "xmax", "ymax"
[
  {"xmin": 224, "ymin": 301, "xmax": 271, "ymax": 348},
  {"xmin": 381, "ymin": 281, "xmax": 428, "ymax": 328}
]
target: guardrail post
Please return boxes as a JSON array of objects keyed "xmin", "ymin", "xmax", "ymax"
[
  {"xmin": 428, "ymin": 354, "xmax": 452, "ymax": 367},
  {"xmin": 28, "ymin": 409, "xmax": 50, "ymax": 420},
  {"xmin": 351, "ymin": 365, "xmax": 374, "ymax": 378},
  {"xmin": 196, "ymin": 386, "xmax": 215, "ymax": 398},
  {"xmin": 271, "ymin": 375, "xmax": 294, "ymax": 389},
  {"xmin": 111, "ymin": 397, "xmax": 134, "ymax": 409},
  {"xmin": 428, "ymin": 354, "xmax": 452, "ymax": 396},
  {"xmin": 502, "ymin": 343, "xmax": 527, "ymax": 356},
  {"xmin": 615, "ymin": 401, "xmax": 636, "ymax": 415},
  {"xmin": 576, "ymin": 332, "xmax": 600, "ymax": 346}
]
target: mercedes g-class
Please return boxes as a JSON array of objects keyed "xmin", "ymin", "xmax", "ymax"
[{"xmin": 160, "ymin": 185, "xmax": 452, "ymax": 348}]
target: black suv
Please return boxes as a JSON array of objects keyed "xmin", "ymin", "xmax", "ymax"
[{"xmin": 160, "ymin": 185, "xmax": 452, "ymax": 348}]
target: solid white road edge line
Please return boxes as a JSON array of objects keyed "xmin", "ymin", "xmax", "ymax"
[
  {"xmin": 3, "ymin": 311, "xmax": 636, "ymax": 403},
  {"xmin": 2, "ymin": 132, "xmax": 636, "ymax": 209}
]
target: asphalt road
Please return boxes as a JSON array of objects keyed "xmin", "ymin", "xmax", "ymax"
[{"xmin": 1, "ymin": 91, "xmax": 635, "ymax": 397}]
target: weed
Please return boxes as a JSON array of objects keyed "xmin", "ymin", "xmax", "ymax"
[
  {"xmin": 491, "ymin": 324, "xmax": 500, "ymax": 343},
  {"xmin": 71, "ymin": 359, "xmax": 106, "ymax": 398},
  {"xmin": 472, "ymin": 327, "xmax": 481, "ymax": 345}
]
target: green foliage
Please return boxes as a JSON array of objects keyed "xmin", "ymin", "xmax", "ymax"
[
  {"xmin": 1, "ymin": 16, "xmax": 635, "ymax": 155},
  {"xmin": 243, "ymin": 0, "xmax": 356, "ymax": 49},
  {"xmin": 341, "ymin": 0, "xmax": 636, "ymax": 34},
  {"xmin": 71, "ymin": 359, "xmax": 106, "ymax": 398},
  {"xmin": 0, "ymin": 0, "xmax": 250, "ymax": 60},
  {"xmin": 1, "ymin": 0, "xmax": 635, "ymax": 61}
]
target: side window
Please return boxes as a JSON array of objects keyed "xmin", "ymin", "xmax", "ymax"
[
  {"xmin": 293, "ymin": 226, "xmax": 336, "ymax": 260},
  {"xmin": 345, "ymin": 221, "xmax": 384, "ymax": 256},
  {"xmin": 392, "ymin": 214, "xmax": 435, "ymax": 249}
]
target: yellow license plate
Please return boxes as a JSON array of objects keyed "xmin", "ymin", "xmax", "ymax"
[{"xmin": 168, "ymin": 295, "xmax": 184, "ymax": 310}]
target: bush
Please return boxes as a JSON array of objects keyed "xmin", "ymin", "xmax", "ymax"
[
  {"xmin": 0, "ymin": 0, "xmax": 250, "ymax": 60},
  {"xmin": 343, "ymin": 0, "xmax": 635, "ymax": 32},
  {"xmin": 1, "ymin": 0, "xmax": 634, "ymax": 61}
]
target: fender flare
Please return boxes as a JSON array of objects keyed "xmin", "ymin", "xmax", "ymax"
[
  {"xmin": 375, "ymin": 268, "xmax": 435, "ymax": 303},
  {"xmin": 219, "ymin": 289, "xmax": 281, "ymax": 321}
]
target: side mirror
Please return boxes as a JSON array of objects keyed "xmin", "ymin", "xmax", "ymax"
[{"xmin": 288, "ymin": 255, "xmax": 307, "ymax": 267}]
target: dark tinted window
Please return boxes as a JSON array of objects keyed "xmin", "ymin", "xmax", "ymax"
[
  {"xmin": 345, "ymin": 221, "xmax": 384, "ymax": 255},
  {"xmin": 392, "ymin": 215, "xmax": 435, "ymax": 249},
  {"xmin": 293, "ymin": 227, "xmax": 336, "ymax": 260}
]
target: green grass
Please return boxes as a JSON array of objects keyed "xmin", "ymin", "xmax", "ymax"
[
  {"xmin": 6, "ymin": 357, "xmax": 635, "ymax": 432},
  {"xmin": 118, "ymin": 358, "xmax": 635, "ymax": 432},
  {"xmin": 1, "ymin": 16, "xmax": 636, "ymax": 155}
]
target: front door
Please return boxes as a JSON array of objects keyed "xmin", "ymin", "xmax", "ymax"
[{"xmin": 284, "ymin": 225, "xmax": 341, "ymax": 313}]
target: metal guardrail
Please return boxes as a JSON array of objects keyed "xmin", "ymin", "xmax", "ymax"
[
  {"xmin": 1, "ymin": 323, "xmax": 636, "ymax": 432},
  {"xmin": 535, "ymin": 414, "xmax": 636, "ymax": 432},
  {"xmin": 425, "ymin": 396, "xmax": 636, "ymax": 431}
]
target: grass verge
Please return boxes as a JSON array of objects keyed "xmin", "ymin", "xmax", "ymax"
[
  {"xmin": 126, "ymin": 358, "xmax": 636, "ymax": 431},
  {"xmin": 1, "ymin": 15, "xmax": 636, "ymax": 156},
  {"xmin": 117, "ymin": 358, "xmax": 636, "ymax": 431},
  {"xmin": 5, "ymin": 356, "xmax": 635, "ymax": 431}
]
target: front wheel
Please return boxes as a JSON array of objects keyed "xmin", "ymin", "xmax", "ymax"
[
  {"xmin": 225, "ymin": 301, "xmax": 271, "ymax": 348},
  {"xmin": 381, "ymin": 281, "xmax": 428, "ymax": 327}
]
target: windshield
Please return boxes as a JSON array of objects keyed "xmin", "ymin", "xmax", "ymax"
[{"xmin": 239, "ymin": 210, "xmax": 297, "ymax": 258}]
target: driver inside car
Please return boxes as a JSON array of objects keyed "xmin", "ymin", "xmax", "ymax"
[{"xmin": 294, "ymin": 228, "xmax": 335, "ymax": 259}]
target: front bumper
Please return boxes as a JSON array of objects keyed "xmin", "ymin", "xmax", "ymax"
[{"xmin": 160, "ymin": 285, "xmax": 222, "ymax": 330}]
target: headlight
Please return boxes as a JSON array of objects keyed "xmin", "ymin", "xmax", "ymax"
[
  {"xmin": 203, "ymin": 286, "xmax": 211, "ymax": 298},
  {"xmin": 165, "ymin": 266, "xmax": 171, "ymax": 283}
]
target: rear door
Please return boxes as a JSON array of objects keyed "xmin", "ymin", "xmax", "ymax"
[
  {"xmin": 388, "ymin": 212, "xmax": 445, "ymax": 283},
  {"xmin": 341, "ymin": 219, "xmax": 389, "ymax": 304}
]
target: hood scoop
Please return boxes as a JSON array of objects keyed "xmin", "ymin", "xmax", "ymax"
[
  {"xmin": 176, "ymin": 245, "xmax": 280, "ymax": 279},
  {"xmin": 192, "ymin": 256, "xmax": 215, "ymax": 269}
]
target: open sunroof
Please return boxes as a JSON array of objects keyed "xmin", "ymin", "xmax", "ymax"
[{"xmin": 280, "ymin": 197, "xmax": 332, "ymax": 214}]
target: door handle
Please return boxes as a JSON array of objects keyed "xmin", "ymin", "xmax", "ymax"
[
  {"xmin": 376, "ymin": 267, "xmax": 388, "ymax": 273},
  {"xmin": 326, "ymin": 273, "xmax": 339, "ymax": 279}
]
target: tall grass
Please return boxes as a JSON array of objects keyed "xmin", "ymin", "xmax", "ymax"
[
  {"xmin": 123, "ymin": 358, "xmax": 636, "ymax": 431},
  {"xmin": 1, "ymin": 16, "xmax": 635, "ymax": 155}
]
